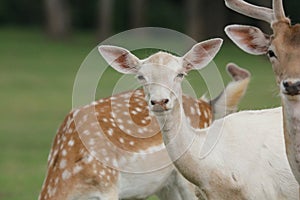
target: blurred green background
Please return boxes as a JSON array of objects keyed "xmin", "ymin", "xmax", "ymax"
[{"xmin": 1, "ymin": 0, "xmax": 299, "ymax": 199}]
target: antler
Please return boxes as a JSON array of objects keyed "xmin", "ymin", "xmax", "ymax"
[
  {"xmin": 273, "ymin": 0, "xmax": 286, "ymax": 21},
  {"xmin": 225, "ymin": 0, "xmax": 288, "ymax": 24}
]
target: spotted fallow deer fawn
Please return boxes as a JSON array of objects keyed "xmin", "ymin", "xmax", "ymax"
[
  {"xmin": 224, "ymin": 0, "xmax": 300, "ymax": 186},
  {"xmin": 99, "ymin": 39, "xmax": 298, "ymax": 199},
  {"xmin": 38, "ymin": 43, "xmax": 250, "ymax": 200}
]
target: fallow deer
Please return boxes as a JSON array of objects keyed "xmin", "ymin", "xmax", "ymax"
[
  {"xmin": 39, "ymin": 44, "xmax": 250, "ymax": 199},
  {"xmin": 224, "ymin": 0, "xmax": 300, "ymax": 186},
  {"xmin": 100, "ymin": 39, "xmax": 298, "ymax": 199}
]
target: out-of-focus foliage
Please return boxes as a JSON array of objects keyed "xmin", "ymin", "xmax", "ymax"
[{"xmin": 1, "ymin": 0, "xmax": 298, "ymax": 31}]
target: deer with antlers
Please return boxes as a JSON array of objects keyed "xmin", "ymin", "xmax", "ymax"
[
  {"xmin": 224, "ymin": 0, "xmax": 300, "ymax": 186},
  {"xmin": 99, "ymin": 40, "xmax": 298, "ymax": 199},
  {"xmin": 39, "ymin": 44, "xmax": 250, "ymax": 199}
]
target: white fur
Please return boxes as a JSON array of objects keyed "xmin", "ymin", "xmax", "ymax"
[
  {"xmin": 184, "ymin": 107, "xmax": 298, "ymax": 199},
  {"xmin": 118, "ymin": 166, "xmax": 196, "ymax": 199}
]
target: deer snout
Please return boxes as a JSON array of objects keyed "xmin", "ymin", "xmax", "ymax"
[
  {"xmin": 282, "ymin": 80, "xmax": 300, "ymax": 96},
  {"xmin": 149, "ymin": 98, "xmax": 170, "ymax": 112}
]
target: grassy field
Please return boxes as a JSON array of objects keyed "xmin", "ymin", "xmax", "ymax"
[{"xmin": 0, "ymin": 27, "xmax": 280, "ymax": 200}]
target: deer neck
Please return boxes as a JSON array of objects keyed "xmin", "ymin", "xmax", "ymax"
[
  {"xmin": 154, "ymin": 99, "xmax": 192, "ymax": 146},
  {"xmin": 158, "ymin": 102, "xmax": 183, "ymax": 135},
  {"xmin": 154, "ymin": 99, "xmax": 206, "ymax": 187},
  {"xmin": 282, "ymin": 97, "xmax": 300, "ymax": 181}
]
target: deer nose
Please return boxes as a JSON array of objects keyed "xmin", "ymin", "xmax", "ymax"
[
  {"xmin": 150, "ymin": 99, "xmax": 169, "ymax": 106},
  {"xmin": 282, "ymin": 80, "xmax": 300, "ymax": 96}
]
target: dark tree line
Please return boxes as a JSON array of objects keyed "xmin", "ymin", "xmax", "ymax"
[{"xmin": 0, "ymin": 0, "xmax": 299, "ymax": 40}]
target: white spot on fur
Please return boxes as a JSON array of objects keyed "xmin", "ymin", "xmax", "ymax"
[
  {"xmin": 138, "ymin": 128, "xmax": 144, "ymax": 134},
  {"xmin": 54, "ymin": 177, "xmax": 59, "ymax": 185},
  {"xmin": 73, "ymin": 165, "xmax": 83, "ymax": 174},
  {"xmin": 73, "ymin": 109, "xmax": 80, "ymax": 117},
  {"xmin": 67, "ymin": 128, "xmax": 73, "ymax": 134},
  {"xmin": 107, "ymin": 128, "xmax": 114, "ymax": 136},
  {"xmin": 47, "ymin": 149, "xmax": 53, "ymax": 162},
  {"xmin": 90, "ymin": 150, "xmax": 97, "ymax": 157},
  {"xmin": 95, "ymin": 131, "xmax": 102, "ymax": 136},
  {"xmin": 89, "ymin": 139, "xmax": 95, "ymax": 146},
  {"xmin": 204, "ymin": 122, "xmax": 208, "ymax": 128},
  {"xmin": 83, "ymin": 114, "xmax": 88, "ymax": 122},
  {"xmin": 84, "ymin": 155, "xmax": 94, "ymax": 164},
  {"xmin": 190, "ymin": 106, "xmax": 195, "ymax": 115},
  {"xmin": 136, "ymin": 107, "xmax": 142, "ymax": 112},
  {"xmin": 143, "ymin": 143, "xmax": 165, "ymax": 154},
  {"xmin": 59, "ymin": 159, "xmax": 67, "ymax": 169},
  {"xmin": 126, "ymin": 129, "xmax": 132, "ymax": 134},
  {"xmin": 145, "ymin": 116, "xmax": 152, "ymax": 120},
  {"xmin": 91, "ymin": 101, "xmax": 98, "ymax": 106},
  {"xmin": 131, "ymin": 110, "xmax": 138, "ymax": 115},
  {"xmin": 62, "ymin": 149, "xmax": 67, "ymax": 156},
  {"xmin": 111, "ymin": 112, "xmax": 116, "ymax": 118},
  {"xmin": 66, "ymin": 117, "xmax": 73, "ymax": 129},
  {"xmin": 83, "ymin": 130, "xmax": 90, "ymax": 135},
  {"xmin": 112, "ymin": 159, "xmax": 119, "ymax": 167},
  {"xmin": 204, "ymin": 110, "xmax": 208, "ymax": 118},
  {"xmin": 100, "ymin": 170, "xmax": 106, "ymax": 176},
  {"xmin": 62, "ymin": 170, "xmax": 71, "ymax": 180},
  {"xmin": 48, "ymin": 186, "xmax": 57, "ymax": 197},
  {"xmin": 117, "ymin": 103, "xmax": 122, "ymax": 107},
  {"xmin": 68, "ymin": 139, "xmax": 74, "ymax": 147}
]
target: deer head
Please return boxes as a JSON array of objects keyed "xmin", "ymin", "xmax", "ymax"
[
  {"xmin": 98, "ymin": 39, "xmax": 223, "ymax": 114},
  {"xmin": 225, "ymin": 0, "xmax": 300, "ymax": 100}
]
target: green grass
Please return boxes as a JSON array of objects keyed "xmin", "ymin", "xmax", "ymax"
[{"xmin": 0, "ymin": 27, "xmax": 280, "ymax": 200}]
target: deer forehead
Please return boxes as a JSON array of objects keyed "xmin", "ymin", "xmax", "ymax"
[
  {"xmin": 271, "ymin": 26, "xmax": 300, "ymax": 76},
  {"xmin": 272, "ymin": 23, "xmax": 300, "ymax": 48},
  {"xmin": 141, "ymin": 51, "xmax": 182, "ymax": 74}
]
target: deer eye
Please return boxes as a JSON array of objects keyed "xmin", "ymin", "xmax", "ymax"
[
  {"xmin": 267, "ymin": 50, "xmax": 277, "ymax": 58},
  {"xmin": 137, "ymin": 75, "xmax": 145, "ymax": 81},
  {"xmin": 176, "ymin": 73, "xmax": 185, "ymax": 78}
]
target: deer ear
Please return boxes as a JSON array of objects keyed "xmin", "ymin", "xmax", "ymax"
[
  {"xmin": 182, "ymin": 38, "xmax": 223, "ymax": 72},
  {"xmin": 225, "ymin": 25, "xmax": 270, "ymax": 55},
  {"xmin": 98, "ymin": 45, "xmax": 141, "ymax": 74}
]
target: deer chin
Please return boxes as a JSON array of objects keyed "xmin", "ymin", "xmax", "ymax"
[
  {"xmin": 282, "ymin": 92, "xmax": 300, "ymax": 101},
  {"xmin": 151, "ymin": 104, "xmax": 171, "ymax": 114}
]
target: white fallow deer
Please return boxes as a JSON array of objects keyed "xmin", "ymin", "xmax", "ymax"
[
  {"xmin": 100, "ymin": 39, "xmax": 299, "ymax": 199},
  {"xmin": 38, "ymin": 46, "xmax": 250, "ymax": 199},
  {"xmin": 224, "ymin": 0, "xmax": 300, "ymax": 186}
]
